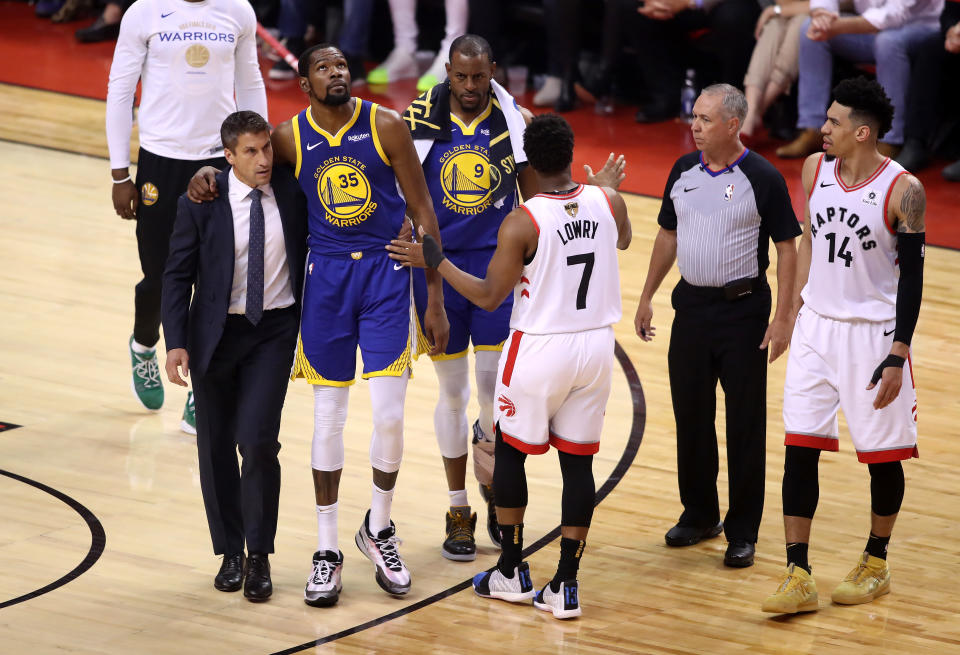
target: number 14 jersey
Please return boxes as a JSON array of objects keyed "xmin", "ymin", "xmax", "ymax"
[
  {"xmin": 510, "ymin": 184, "xmax": 622, "ymax": 335},
  {"xmin": 802, "ymin": 154, "xmax": 907, "ymax": 322}
]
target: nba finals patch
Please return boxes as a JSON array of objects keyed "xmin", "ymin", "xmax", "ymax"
[
  {"xmin": 314, "ymin": 156, "xmax": 377, "ymax": 227},
  {"xmin": 861, "ymin": 187, "xmax": 880, "ymax": 207},
  {"xmin": 564, "ymin": 201, "xmax": 579, "ymax": 218},
  {"xmin": 141, "ymin": 182, "xmax": 159, "ymax": 206}
]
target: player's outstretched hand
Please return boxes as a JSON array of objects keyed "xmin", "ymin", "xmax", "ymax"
[
  {"xmin": 585, "ymin": 153, "xmax": 626, "ymax": 189},
  {"xmin": 386, "ymin": 239, "xmax": 426, "ymax": 268},
  {"xmin": 867, "ymin": 354, "xmax": 905, "ymax": 410},
  {"xmin": 635, "ymin": 300, "xmax": 656, "ymax": 342},
  {"xmin": 165, "ymin": 348, "xmax": 190, "ymax": 387},
  {"xmin": 186, "ymin": 166, "xmax": 222, "ymax": 203}
]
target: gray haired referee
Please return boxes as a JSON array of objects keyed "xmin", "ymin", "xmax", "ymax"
[{"xmin": 635, "ymin": 84, "xmax": 799, "ymax": 568}]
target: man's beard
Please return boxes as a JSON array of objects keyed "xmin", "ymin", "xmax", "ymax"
[{"xmin": 322, "ymin": 88, "xmax": 351, "ymax": 106}]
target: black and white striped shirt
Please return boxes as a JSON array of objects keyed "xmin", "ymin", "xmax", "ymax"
[{"xmin": 658, "ymin": 150, "xmax": 800, "ymax": 287}]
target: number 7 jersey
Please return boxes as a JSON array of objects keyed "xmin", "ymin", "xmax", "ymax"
[
  {"xmin": 802, "ymin": 154, "xmax": 907, "ymax": 322},
  {"xmin": 510, "ymin": 184, "xmax": 622, "ymax": 335}
]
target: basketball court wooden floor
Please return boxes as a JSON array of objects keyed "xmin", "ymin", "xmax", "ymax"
[{"xmin": 1, "ymin": 84, "xmax": 958, "ymax": 654}]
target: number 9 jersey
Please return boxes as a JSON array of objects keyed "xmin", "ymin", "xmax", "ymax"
[
  {"xmin": 510, "ymin": 184, "xmax": 622, "ymax": 335},
  {"xmin": 801, "ymin": 154, "xmax": 906, "ymax": 322}
]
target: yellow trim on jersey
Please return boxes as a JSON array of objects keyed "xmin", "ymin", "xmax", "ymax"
[
  {"xmin": 370, "ymin": 104, "xmax": 391, "ymax": 166},
  {"xmin": 489, "ymin": 130, "xmax": 510, "ymax": 148},
  {"xmin": 292, "ymin": 116, "xmax": 303, "ymax": 178},
  {"xmin": 429, "ymin": 349, "xmax": 469, "ymax": 362},
  {"xmin": 291, "ymin": 335, "xmax": 355, "ymax": 387},
  {"xmin": 362, "ymin": 342, "xmax": 412, "ymax": 378},
  {"xmin": 450, "ymin": 101, "xmax": 493, "ymax": 136},
  {"xmin": 474, "ymin": 343, "xmax": 505, "ymax": 353},
  {"xmin": 305, "ymin": 99, "xmax": 362, "ymax": 147}
]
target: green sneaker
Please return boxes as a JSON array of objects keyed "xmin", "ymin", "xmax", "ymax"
[
  {"xmin": 416, "ymin": 72, "xmax": 440, "ymax": 92},
  {"xmin": 180, "ymin": 391, "xmax": 197, "ymax": 435},
  {"xmin": 129, "ymin": 336, "xmax": 164, "ymax": 410}
]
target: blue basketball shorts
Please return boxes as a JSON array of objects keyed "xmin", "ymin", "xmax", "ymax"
[
  {"xmin": 411, "ymin": 248, "xmax": 512, "ymax": 360},
  {"xmin": 293, "ymin": 249, "xmax": 411, "ymax": 385}
]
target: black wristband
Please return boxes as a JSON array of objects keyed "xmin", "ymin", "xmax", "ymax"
[
  {"xmin": 869, "ymin": 354, "xmax": 905, "ymax": 386},
  {"xmin": 422, "ymin": 233, "xmax": 445, "ymax": 269}
]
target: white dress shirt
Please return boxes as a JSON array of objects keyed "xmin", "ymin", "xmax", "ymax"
[
  {"xmin": 810, "ymin": 0, "xmax": 943, "ymax": 31},
  {"xmin": 227, "ymin": 168, "xmax": 295, "ymax": 315}
]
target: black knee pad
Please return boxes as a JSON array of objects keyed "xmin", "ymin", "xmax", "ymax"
[
  {"xmin": 493, "ymin": 423, "xmax": 528, "ymax": 508},
  {"xmin": 782, "ymin": 445, "xmax": 820, "ymax": 519},
  {"xmin": 558, "ymin": 450, "xmax": 595, "ymax": 527},
  {"xmin": 868, "ymin": 461, "xmax": 904, "ymax": 516}
]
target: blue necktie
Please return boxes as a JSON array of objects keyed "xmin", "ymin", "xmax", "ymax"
[{"xmin": 246, "ymin": 188, "xmax": 264, "ymax": 326}]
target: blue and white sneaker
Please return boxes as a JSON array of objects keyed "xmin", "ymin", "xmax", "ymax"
[
  {"xmin": 533, "ymin": 579, "xmax": 582, "ymax": 619},
  {"xmin": 472, "ymin": 561, "xmax": 535, "ymax": 603}
]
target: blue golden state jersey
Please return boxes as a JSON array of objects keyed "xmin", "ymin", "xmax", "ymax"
[
  {"xmin": 423, "ymin": 101, "xmax": 516, "ymax": 251},
  {"xmin": 293, "ymin": 100, "xmax": 406, "ymax": 254}
]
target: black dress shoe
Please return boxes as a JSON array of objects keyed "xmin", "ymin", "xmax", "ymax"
[
  {"xmin": 895, "ymin": 139, "xmax": 931, "ymax": 172},
  {"xmin": 665, "ymin": 521, "xmax": 723, "ymax": 547},
  {"xmin": 75, "ymin": 16, "xmax": 120, "ymax": 43},
  {"xmin": 723, "ymin": 541, "xmax": 755, "ymax": 568},
  {"xmin": 554, "ymin": 79, "xmax": 577, "ymax": 113},
  {"xmin": 244, "ymin": 553, "xmax": 272, "ymax": 602},
  {"xmin": 214, "ymin": 553, "xmax": 245, "ymax": 592}
]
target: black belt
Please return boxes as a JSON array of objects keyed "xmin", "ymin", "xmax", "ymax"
[{"xmin": 678, "ymin": 277, "xmax": 764, "ymax": 301}]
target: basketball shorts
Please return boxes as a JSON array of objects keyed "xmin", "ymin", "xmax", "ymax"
[
  {"xmin": 782, "ymin": 306, "xmax": 919, "ymax": 463},
  {"xmin": 412, "ymin": 248, "xmax": 512, "ymax": 360},
  {"xmin": 494, "ymin": 326, "xmax": 615, "ymax": 455},
  {"xmin": 293, "ymin": 250, "xmax": 411, "ymax": 385}
]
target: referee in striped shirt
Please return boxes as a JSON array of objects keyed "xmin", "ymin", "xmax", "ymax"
[{"xmin": 635, "ymin": 84, "xmax": 799, "ymax": 568}]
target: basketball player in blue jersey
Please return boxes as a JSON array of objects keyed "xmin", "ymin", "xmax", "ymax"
[
  {"xmin": 188, "ymin": 43, "xmax": 448, "ymax": 606},
  {"xmin": 403, "ymin": 34, "xmax": 627, "ymax": 562}
]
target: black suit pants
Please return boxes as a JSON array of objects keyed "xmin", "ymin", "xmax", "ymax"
[
  {"xmin": 668, "ymin": 279, "xmax": 770, "ymax": 543},
  {"xmin": 192, "ymin": 306, "xmax": 298, "ymax": 555}
]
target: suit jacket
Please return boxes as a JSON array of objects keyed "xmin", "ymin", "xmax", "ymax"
[{"xmin": 161, "ymin": 166, "xmax": 307, "ymax": 379}]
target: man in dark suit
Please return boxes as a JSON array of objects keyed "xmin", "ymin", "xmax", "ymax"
[{"xmin": 161, "ymin": 110, "xmax": 307, "ymax": 602}]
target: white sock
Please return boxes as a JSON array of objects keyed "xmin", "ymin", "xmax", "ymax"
[
  {"xmin": 449, "ymin": 489, "xmax": 468, "ymax": 507},
  {"xmin": 316, "ymin": 502, "xmax": 338, "ymax": 553},
  {"xmin": 369, "ymin": 483, "xmax": 395, "ymax": 535},
  {"xmin": 131, "ymin": 339, "xmax": 154, "ymax": 354}
]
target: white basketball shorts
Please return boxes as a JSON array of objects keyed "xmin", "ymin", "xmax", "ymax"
[
  {"xmin": 782, "ymin": 306, "xmax": 918, "ymax": 463},
  {"xmin": 493, "ymin": 326, "xmax": 615, "ymax": 455}
]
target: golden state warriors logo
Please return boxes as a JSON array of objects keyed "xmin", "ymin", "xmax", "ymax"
[
  {"xmin": 141, "ymin": 182, "xmax": 159, "ymax": 206},
  {"xmin": 184, "ymin": 44, "xmax": 210, "ymax": 68},
  {"xmin": 439, "ymin": 145, "xmax": 500, "ymax": 215},
  {"xmin": 314, "ymin": 156, "xmax": 378, "ymax": 227}
]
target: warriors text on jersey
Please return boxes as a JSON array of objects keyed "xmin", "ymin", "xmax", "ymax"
[
  {"xmin": 292, "ymin": 100, "xmax": 407, "ymax": 255},
  {"xmin": 510, "ymin": 185, "xmax": 622, "ymax": 334},
  {"xmin": 422, "ymin": 101, "xmax": 516, "ymax": 251},
  {"xmin": 802, "ymin": 155, "xmax": 907, "ymax": 322}
]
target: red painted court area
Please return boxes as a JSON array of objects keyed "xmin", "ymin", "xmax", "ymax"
[{"xmin": 2, "ymin": 1, "xmax": 957, "ymax": 247}]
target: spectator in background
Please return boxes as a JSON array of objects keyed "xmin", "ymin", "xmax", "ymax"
[
  {"xmin": 630, "ymin": 0, "xmax": 760, "ymax": 123},
  {"xmin": 76, "ymin": 0, "xmax": 132, "ymax": 43},
  {"xmin": 533, "ymin": 0, "xmax": 581, "ymax": 112},
  {"xmin": 944, "ymin": 12, "xmax": 960, "ymax": 180},
  {"xmin": 741, "ymin": 1, "xmax": 810, "ymax": 138},
  {"xmin": 268, "ymin": 0, "xmax": 324, "ymax": 80},
  {"xmin": 367, "ymin": 0, "xmax": 468, "ymax": 91},
  {"xmin": 776, "ymin": 0, "xmax": 944, "ymax": 159}
]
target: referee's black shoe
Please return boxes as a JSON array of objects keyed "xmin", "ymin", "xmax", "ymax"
[
  {"xmin": 723, "ymin": 541, "xmax": 755, "ymax": 568},
  {"xmin": 214, "ymin": 553, "xmax": 245, "ymax": 592},
  {"xmin": 664, "ymin": 521, "xmax": 723, "ymax": 547},
  {"xmin": 244, "ymin": 553, "xmax": 272, "ymax": 602}
]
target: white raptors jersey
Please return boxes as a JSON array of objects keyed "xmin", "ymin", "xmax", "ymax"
[
  {"xmin": 801, "ymin": 155, "xmax": 907, "ymax": 322},
  {"xmin": 510, "ymin": 185, "xmax": 622, "ymax": 334}
]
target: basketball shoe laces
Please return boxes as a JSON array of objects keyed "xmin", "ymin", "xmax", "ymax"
[
  {"xmin": 448, "ymin": 512, "xmax": 473, "ymax": 543},
  {"xmin": 134, "ymin": 354, "xmax": 162, "ymax": 389},
  {"xmin": 844, "ymin": 558, "xmax": 880, "ymax": 585},
  {"xmin": 373, "ymin": 533, "xmax": 405, "ymax": 571},
  {"xmin": 776, "ymin": 568, "xmax": 807, "ymax": 594},
  {"xmin": 311, "ymin": 557, "xmax": 336, "ymax": 585}
]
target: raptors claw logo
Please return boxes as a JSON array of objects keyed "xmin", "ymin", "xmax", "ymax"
[{"xmin": 498, "ymin": 394, "xmax": 516, "ymax": 417}]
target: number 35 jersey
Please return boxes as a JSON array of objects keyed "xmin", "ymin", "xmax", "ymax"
[
  {"xmin": 292, "ymin": 100, "xmax": 406, "ymax": 254},
  {"xmin": 802, "ymin": 154, "xmax": 907, "ymax": 322},
  {"xmin": 510, "ymin": 184, "xmax": 622, "ymax": 335}
]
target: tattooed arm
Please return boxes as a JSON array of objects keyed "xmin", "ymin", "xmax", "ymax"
[{"xmin": 889, "ymin": 174, "xmax": 926, "ymax": 234}]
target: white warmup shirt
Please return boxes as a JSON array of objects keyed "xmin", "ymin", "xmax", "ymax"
[
  {"xmin": 105, "ymin": 0, "xmax": 267, "ymax": 168},
  {"xmin": 510, "ymin": 184, "xmax": 622, "ymax": 335}
]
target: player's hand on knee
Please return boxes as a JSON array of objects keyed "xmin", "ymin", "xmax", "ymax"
[
  {"xmin": 186, "ymin": 166, "xmax": 221, "ymax": 203},
  {"xmin": 112, "ymin": 180, "xmax": 138, "ymax": 220},
  {"xmin": 867, "ymin": 354, "xmax": 904, "ymax": 410},
  {"xmin": 635, "ymin": 301, "xmax": 655, "ymax": 341},
  {"xmin": 584, "ymin": 153, "xmax": 626, "ymax": 189},
  {"xmin": 165, "ymin": 348, "xmax": 190, "ymax": 386}
]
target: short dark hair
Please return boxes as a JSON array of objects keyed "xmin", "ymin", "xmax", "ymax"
[
  {"xmin": 298, "ymin": 43, "xmax": 342, "ymax": 78},
  {"xmin": 832, "ymin": 76, "xmax": 894, "ymax": 140},
  {"xmin": 523, "ymin": 114, "xmax": 574, "ymax": 175},
  {"xmin": 220, "ymin": 111, "xmax": 270, "ymax": 151},
  {"xmin": 449, "ymin": 34, "xmax": 494, "ymax": 64}
]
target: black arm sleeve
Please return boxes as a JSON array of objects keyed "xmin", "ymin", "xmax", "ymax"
[{"xmin": 894, "ymin": 232, "xmax": 924, "ymax": 345}]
